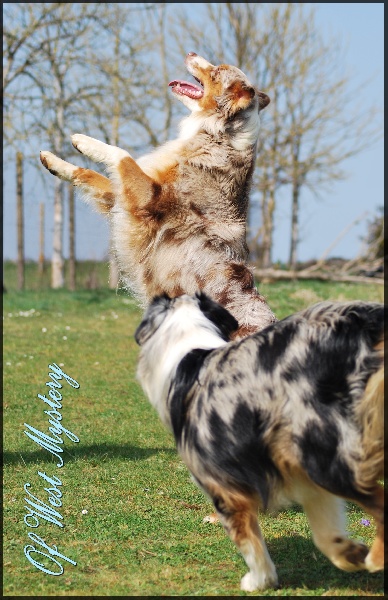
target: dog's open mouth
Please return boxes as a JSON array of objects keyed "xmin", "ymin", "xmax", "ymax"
[{"xmin": 168, "ymin": 77, "xmax": 204, "ymax": 99}]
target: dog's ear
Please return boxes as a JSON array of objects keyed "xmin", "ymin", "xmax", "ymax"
[
  {"xmin": 135, "ymin": 294, "xmax": 172, "ymax": 346},
  {"xmin": 195, "ymin": 292, "xmax": 239, "ymax": 341},
  {"xmin": 257, "ymin": 91, "xmax": 270, "ymax": 111},
  {"xmin": 229, "ymin": 81, "xmax": 256, "ymax": 111}
]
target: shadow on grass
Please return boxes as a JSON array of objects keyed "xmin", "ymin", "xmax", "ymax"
[
  {"xmin": 268, "ymin": 533, "xmax": 384, "ymax": 593},
  {"xmin": 3, "ymin": 442, "xmax": 176, "ymax": 466}
]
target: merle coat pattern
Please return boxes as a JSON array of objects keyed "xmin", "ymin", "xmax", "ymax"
[
  {"xmin": 136, "ymin": 293, "xmax": 385, "ymax": 591},
  {"xmin": 40, "ymin": 53, "xmax": 276, "ymax": 338}
]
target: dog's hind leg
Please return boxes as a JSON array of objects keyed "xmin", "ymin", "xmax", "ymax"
[
  {"xmin": 40, "ymin": 151, "xmax": 114, "ymax": 214},
  {"xmin": 351, "ymin": 363, "xmax": 384, "ymax": 572},
  {"xmin": 208, "ymin": 486, "xmax": 278, "ymax": 591},
  {"xmin": 357, "ymin": 484, "xmax": 385, "ymax": 572},
  {"xmin": 296, "ymin": 482, "xmax": 368, "ymax": 571}
]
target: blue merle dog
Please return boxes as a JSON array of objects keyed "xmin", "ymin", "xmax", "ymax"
[{"xmin": 135, "ymin": 292, "xmax": 384, "ymax": 591}]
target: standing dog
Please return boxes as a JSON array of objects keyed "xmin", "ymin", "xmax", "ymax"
[
  {"xmin": 39, "ymin": 53, "xmax": 276, "ymax": 338},
  {"xmin": 135, "ymin": 292, "xmax": 384, "ymax": 591}
]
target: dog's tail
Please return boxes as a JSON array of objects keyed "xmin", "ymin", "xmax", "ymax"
[{"xmin": 355, "ymin": 340, "xmax": 384, "ymax": 493}]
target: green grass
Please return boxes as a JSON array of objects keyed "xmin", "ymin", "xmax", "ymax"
[
  {"xmin": 3, "ymin": 259, "xmax": 111, "ymax": 292},
  {"xmin": 3, "ymin": 277, "xmax": 384, "ymax": 596}
]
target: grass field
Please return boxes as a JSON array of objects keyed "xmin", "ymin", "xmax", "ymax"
[{"xmin": 3, "ymin": 273, "xmax": 384, "ymax": 596}]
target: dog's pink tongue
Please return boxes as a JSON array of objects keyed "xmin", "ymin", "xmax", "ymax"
[{"xmin": 168, "ymin": 79, "xmax": 204, "ymax": 99}]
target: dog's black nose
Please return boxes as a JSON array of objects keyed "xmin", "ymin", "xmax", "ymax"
[{"xmin": 187, "ymin": 52, "xmax": 197, "ymax": 57}]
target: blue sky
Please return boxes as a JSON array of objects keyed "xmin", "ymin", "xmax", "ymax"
[{"xmin": 3, "ymin": 3, "xmax": 384, "ymax": 264}]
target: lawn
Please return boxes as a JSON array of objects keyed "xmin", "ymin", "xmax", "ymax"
[{"xmin": 3, "ymin": 276, "xmax": 384, "ymax": 596}]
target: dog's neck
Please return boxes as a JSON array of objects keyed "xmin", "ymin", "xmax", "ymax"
[
  {"xmin": 178, "ymin": 111, "xmax": 225, "ymax": 140},
  {"xmin": 178, "ymin": 109, "xmax": 260, "ymax": 151},
  {"xmin": 137, "ymin": 107, "xmax": 259, "ymax": 182},
  {"xmin": 137, "ymin": 313, "xmax": 226, "ymax": 430}
]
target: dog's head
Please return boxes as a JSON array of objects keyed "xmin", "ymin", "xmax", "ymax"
[
  {"xmin": 169, "ymin": 53, "xmax": 270, "ymax": 118},
  {"xmin": 135, "ymin": 292, "xmax": 239, "ymax": 347}
]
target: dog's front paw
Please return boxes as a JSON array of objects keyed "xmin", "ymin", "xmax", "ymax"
[
  {"xmin": 203, "ymin": 513, "xmax": 219, "ymax": 524},
  {"xmin": 71, "ymin": 134, "xmax": 96, "ymax": 156},
  {"xmin": 332, "ymin": 539, "xmax": 369, "ymax": 571},
  {"xmin": 240, "ymin": 568, "xmax": 278, "ymax": 592},
  {"xmin": 365, "ymin": 548, "xmax": 384, "ymax": 572},
  {"xmin": 240, "ymin": 572, "xmax": 259, "ymax": 592},
  {"xmin": 71, "ymin": 134, "xmax": 130, "ymax": 166},
  {"xmin": 40, "ymin": 151, "xmax": 77, "ymax": 181},
  {"xmin": 365, "ymin": 553, "xmax": 383, "ymax": 572}
]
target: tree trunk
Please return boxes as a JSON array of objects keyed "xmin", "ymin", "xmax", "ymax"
[
  {"xmin": 288, "ymin": 182, "xmax": 300, "ymax": 269},
  {"xmin": 260, "ymin": 196, "xmax": 269, "ymax": 268},
  {"xmin": 51, "ymin": 178, "xmax": 64, "ymax": 288},
  {"xmin": 38, "ymin": 202, "xmax": 45, "ymax": 282},
  {"xmin": 16, "ymin": 151, "xmax": 24, "ymax": 290},
  {"xmin": 68, "ymin": 184, "xmax": 76, "ymax": 291},
  {"xmin": 108, "ymin": 27, "xmax": 121, "ymax": 290},
  {"xmin": 51, "ymin": 80, "xmax": 65, "ymax": 289},
  {"xmin": 262, "ymin": 189, "xmax": 275, "ymax": 269}
]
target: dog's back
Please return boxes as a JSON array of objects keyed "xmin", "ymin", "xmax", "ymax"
[{"xmin": 173, "ymin": 301, "xmax": 384, "ymax": 507}]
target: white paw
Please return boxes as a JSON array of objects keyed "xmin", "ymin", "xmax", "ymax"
[
  {"xmin": 71, "ymin": 134, "xmax": 130, "ymax": 166},
  {"xmin": 40, "ymin": 151, "xmax": 77, "ymax": 181},
  {"xmin": 241, "ymin": 572, "xmax": 259, "ymax": 592},
  {"xmin": 203, "ymin": 514, "xmax": 219, "ymax": 524},
  {"xmin": 240, "ymin": 569, "xmax": 278, "ymax": 592},
  {"xmin": 365, "ymin": 552, "xmax": 383, "ymax": 573}
]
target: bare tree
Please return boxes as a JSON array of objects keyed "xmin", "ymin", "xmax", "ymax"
[
  {"xmin": 4, "ymin": 4, "xmax": 105, "ymax": 286},
  {"xmin": 4, "ymin": 3, "xmax": 173, "ymax": 290},
  {"xmin": 3, "ymin": 3, "xmax": 65, "ymax": 150},
  {"xmin": 5, "ymin": 2, "xmax": 381, "ymax": 281},
  {"xmin": 252, "ymin": 4, "xmax": 294, "ymax": 267},
  {"xmin": 276, "ymin": 5, "xmax": 382, "ymax": 268},
  {"xmin": 81, "ymin": 4, "xmax": 179, "ymax": 151}
]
